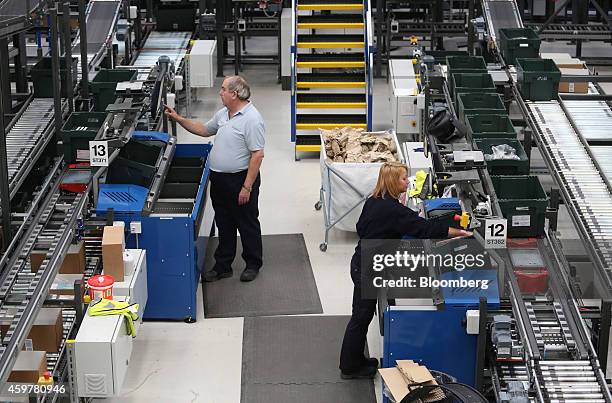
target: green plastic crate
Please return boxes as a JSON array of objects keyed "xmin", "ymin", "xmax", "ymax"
[
  {"xmin": 90, "ymin": 69, "xmax": 138, "ymax": 112},
  {"xmin": 516, "ymin": 58, "xmax": 561, "ymax": 101},
  {"xmin": 61, "ymin": 112, "xmax": 108, "ymax": 164},
  {"xmin": 456, "ymin": 93, "xmax": 506, "ymax": 122},
  {"xmin": 31, "ymin": 57, "xmax": 78, "ymax": 98},
  {"xmin": 446, "ymin": 56, "xmax": 487, "ymax": 95},
  {"xmin": 499, "ymin": 28, "xmax": 541, "ymax": 65},
  {"xmin": 451, "ymin": 72, "xmax": 496, "ymax": 101},
  {"xmin": 465, "ymin": 114, "xmax": 517, "ymax": 139},
  {"xmin": 491, "ymin": 175, "xmax": 548, "ymax": 237},
  {"xmin": 425, "ymin": 50, "xmax": 468, "ymax": 65},
  {"xmin": 474, "ymin": 138, "xmax": 529, "ymax": 175}
]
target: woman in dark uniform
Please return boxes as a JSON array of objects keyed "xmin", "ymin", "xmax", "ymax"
[{"xmin": 339, "ymin": 162, "xmax": 472, "ymax": 379}]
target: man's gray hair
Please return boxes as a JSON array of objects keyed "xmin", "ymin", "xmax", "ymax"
[{"xmin": 226, "ymin": 75, "xmax": 251, "ymax": 101}]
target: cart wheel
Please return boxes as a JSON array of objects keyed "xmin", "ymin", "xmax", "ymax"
[
  {"xmin": 314, "ymin": 201, "xmax": 322, "ymax": 211},
  {"xmin": 184, "ymin": 316, "xmax": 196, "ymax": 324},
  {"xmin": 319, "ymin": 243, "xmax": 327, "ymax": 252}
]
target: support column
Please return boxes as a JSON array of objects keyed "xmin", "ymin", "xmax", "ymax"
[
  {"xmin": 0, "ymin": 39, "xmax": 11, "ymax": 116},
  {"xmin": 0, "ymin": 82, "xmax": 11, "ymax": 252},
  {"xmin": 62, "ymin": 1, "xmax": 74, "ymax": 113},
  {"xmin": 13, "ymin": 34, "xmax": 28, "ymax": 94},
  {"xmin": 78, "ymin": 0, "xmax": 90, "ymax": 103},
  {"xmin": 216, "ymin": 0, "xmax": 226, "ymax": 77},
  {"xmin": 50, "ymin": 7, "xmax": 64, "ymax": 139}
]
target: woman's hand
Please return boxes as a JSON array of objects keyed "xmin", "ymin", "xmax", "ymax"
[{"xmin": 448, "ymin": 227, "xmax": 473, "ymax": 238}]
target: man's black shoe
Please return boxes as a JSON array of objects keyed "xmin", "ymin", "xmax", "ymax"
[
  {"xmin": 340, "ymin": 365, "xmax": 377, "ymax": 380},
  {"xmin": 240, "ymin": 269, "xmax": 259, "ymax": 282},
  {"xmin": 364, "ymin": 357, "xmax": 379, "ymax": 368},
  {"xmin": 203, "ymin": 270, "xmax": 233, "ymax": 282}
]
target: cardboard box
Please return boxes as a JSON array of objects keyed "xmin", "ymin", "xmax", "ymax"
[
  {"xmin": 1, "ymin": 309, "xmax": 63, "ymax": 353},
  {"xmin": 379, "ymin": 367, "xmax": 411, "ymax": 402},
  {"xmin": 8, "ymin": 351, "xmax": 47, "ymax": 383},
  {"xmin": 49, "ymin": 274, "xmax": 84, "ymax": 296},
  {"xmin": 30, "ymin": 241, "xmax": 86, "ymax": 274},
  {"xmin": 379, "ymin": 361, "xmax": 445, "ymax": 403},
  {"xmin": 559, "ymin": 67, "xmax": 589, "ymax": 94},
  {"xmin": 541, "ymin": 53, "xmax": 580, "ymax": 65},
  {"xmin": 102, "ymin": 226, "xmax": 125, "ymax": 282}
]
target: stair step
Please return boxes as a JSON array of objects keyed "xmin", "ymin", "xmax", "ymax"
[
  {"xmin": 297, "ymin": 53, "xmax": 364, "ymax": 68},
  {"xmin": 296, "ymin": 93, "xmax": 366, "ymax": 108},
  {"xmin": 295, "ymin": 134, "xmax": 322, "ymax": 152},
  {"xmin": 298, "ymin": 0, "xmax": 363, "ymax": 11},
  {"xmin": 296, "ymin": 113, "xmax": 367, "ymax": 129},
  {"xmin": 297, "ymin": 14, "xmax": 364, "ymax": 29},
  {"xmin": 297, "ymin": 34, "xmax": 364, "ymax": 48},
  {"xmin": 296, "ymin": 73, "xmax": 365, "ymax": 88}
]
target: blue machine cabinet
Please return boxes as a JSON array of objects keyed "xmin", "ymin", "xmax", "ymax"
[
  {"xmin": 383, "ymin": 269, "xmax": 500, "ymax": 387},
  {"xmin": 97, "ymin": 139, "xmax": 213, "ymax": 321}
]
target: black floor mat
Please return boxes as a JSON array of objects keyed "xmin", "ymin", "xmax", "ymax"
[
  {"xmin": 203, "ymin": 234, "xmax": 323, "ymax": 318},
  {"xmin": 241, "ymin": 316, "xmax": 376, "ymax": 403}
]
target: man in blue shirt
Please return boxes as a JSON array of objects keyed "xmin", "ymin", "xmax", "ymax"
[{"xmin": 165, "ymin": 76, "xmax": 265, "ymax": 282}]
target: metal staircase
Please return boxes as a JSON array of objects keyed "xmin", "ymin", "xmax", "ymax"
[{"xmin": 291, "ymin": 0, "xmax": 373, "ymax": 160}]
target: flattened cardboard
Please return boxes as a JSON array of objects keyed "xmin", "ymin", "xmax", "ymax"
[{"xmin": 379, "ymin": 368, "xmax": 410, "ymax": 402}]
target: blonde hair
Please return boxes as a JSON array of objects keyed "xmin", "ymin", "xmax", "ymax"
[{"xmin": 372, "ymin": 162, "xmax": 408, "ymax": 199}]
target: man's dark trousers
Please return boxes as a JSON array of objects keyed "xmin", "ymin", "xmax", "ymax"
[{"xmin": 210, "ymin": 170, "xmax": 262, "ymax": 273}]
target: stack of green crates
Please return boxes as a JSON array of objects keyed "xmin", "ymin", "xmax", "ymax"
[
  {"xmin": 516, "ymin": 58, "xmax": 561, "ymax": 101},
  {"xmin": 446, "ymin": 56, "xmax": 487, "ymax": 96},
  {"xmin": 491, "ymin": 175, "xmax": 548, "ymax": 237},
  {"xmin": 61, "ymin": 112, "xmax": 108, "ymax": 164},
  {"xmin": 499, "ymin": 28, "xmax": 541, "ymax": 66},
  {"xmin": 90, "ymin": 69, "xmax": 138, "ymax": 112},
  {"xmin": 456, "ymin": 93, "xmax": 506, "ymax": 123},
  {"xmin": 451, "ymin": 72, "xmax": 496, "ymax": 101}
]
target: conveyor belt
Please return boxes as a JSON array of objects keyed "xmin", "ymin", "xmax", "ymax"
[
  {"xmin": 143, "ymin": 31, "xmax": 191, "ymax": 50},
  {"xmin": 131, "ymin": 32, "xmax": 191, "ymax": 75},
  {"xmin": 72, "ymin": 0, "xmax": 121, "ymax": 70},
  {"xmin": 563, "ymin": 99, "xmax": 612, "ymax": 143},
  {"xmin": 0, "ymin": 0, "xmax": 42, "ymax": 15},
  {"xmin": 527, "ymin": 101, "xmax": 612, "ymax": 288},
  {"xmin": 482, "ymin": 0, "xmax": 523, "ymax": 43},
  {"xmin": 0, "ymin": 183, "xmax": 86, "ymax": 385},
  {"xmin": 6, "ymin": 99, "xmax": 58, "ymax": 198}
]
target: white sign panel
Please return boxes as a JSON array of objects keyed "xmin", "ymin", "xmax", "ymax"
[
  {"xmin": 89, "ymin": 141, "xmax": 109, "ymax": 167},
  {"xmin": 485, "ymin": 218, "xmax": 507, "ymax": 249}
]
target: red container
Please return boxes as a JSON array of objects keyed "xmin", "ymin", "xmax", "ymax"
[
  {"xmin": 87, "ymin": 275, "xmax": 114, "ymax": 301},
  {"xmin": 514, "ymin": 269, "xmax": 548, "ymax": 294},
  {"xmin": 507, "ymin": 238, "xmax": 538, "ymax": 249}
]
